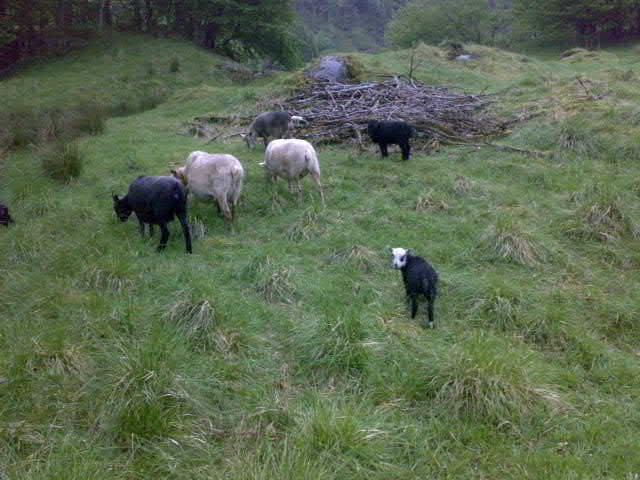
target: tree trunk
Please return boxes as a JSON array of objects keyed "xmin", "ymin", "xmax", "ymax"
[
  {"xmin": 144, "ymin": 0, "xmax": 153, "ymax": 31},
  {"xmin": 132, "ymin": 0, "xmax": 142, "ymax": 31},
  {"xmin": 56, "ymin": 0, "xmax": 73, "ymax": 31}
]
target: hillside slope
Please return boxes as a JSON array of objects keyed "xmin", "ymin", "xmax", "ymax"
[{"xmin": 1, "ymin": 36, "xmax": 640, "ymax": 479}]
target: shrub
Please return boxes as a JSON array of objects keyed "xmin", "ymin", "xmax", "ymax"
[
  {"xmin": 70, "ymin": 102, "xmax": 107, "ymax": 136},
  {"xmin": 169, "ymin": 57, "xmax": 180, "ymax": 73},
  {"xmin": 41, "ymin": 141, "xmax": 83, "ymax": 182}
]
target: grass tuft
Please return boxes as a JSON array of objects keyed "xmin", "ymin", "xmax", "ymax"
[
  {"xmin": 565, "ymin": 184, "xmax": 631, "ymax": 241},
  {"xmin": 287, "ymin": 208, "xmax": 323, "ymax": 242},
  {"xmin": 298, "ymin": 308, "xmax": 369, "ymax": 377},
  {"xmin": 471, "ymin": 287, "xmax": 521, "ymax": 332},
  {"xmin": 427, "ymin": 332, "xmax": 563, "ymax": 423},
  {"xmin": 41, "ymin": 141, "xmax": 83, "ymax": 182},
  {"xmin": 415, "ymin": 189, "xmax": 449, "ymax": 211},
  {"xmin": 248, "ymin": 256, "xmax": 298, "ymax": 304},
  {"xmin": 327, "ymin": 245, "xmax": 379, "ymax": 273},
  {"xmin": 480, "ymin": 216, "xmax": 545, "ymax": 265},
  {"xmin": 453, "ymin": 174, "xmax": 474, "ymax": 194},
  {"xmin": 165, "ymin": 292, "xmax": 219, "ymax": 349},
  {"xmin": 557, "ymin": 116, "xmax": 601, "ymax": 156}
]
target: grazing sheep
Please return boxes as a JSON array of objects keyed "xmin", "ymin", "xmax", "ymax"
[
  {"xmin": 113, "ymin": 176, "xmax": 192, "ymax": 254},
  {"xmin": 172, "ymin": 151, "xmax": 244, "ymax": 222},
  {"xmin": 0, "ymin": 203, "xmax": 13, "ymax": 227},
  {"xmin": 261, "ymin": 139, "xmax": 325, "ymax": 206},
  {"xmin": 390, "ymin": 247, "xmax": 438, "ymax": 328},
  {"xmin": 243, "ymin": 112, "xmax": 308, "ymax": 149},
  {"xmin": 367, "ymin": 120, "xmax": 415, "ymax": 160}
]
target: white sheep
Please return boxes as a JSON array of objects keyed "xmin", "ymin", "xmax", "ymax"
[
  {"xmin": 172, "ymin": 151, "xmax": 244, "ymax": 221},
  {"xmin": 261, "ymin": 139, "xmax": 325, "ymax": 206}
]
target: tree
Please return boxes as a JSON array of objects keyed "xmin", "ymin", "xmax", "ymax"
[
  {"xmin": 386, "ymin": 0, "xmax": 497, "ymax": 47},
  {"xmin": 513, "ymin": 0, "xmax": 640, "ymax": 47}
]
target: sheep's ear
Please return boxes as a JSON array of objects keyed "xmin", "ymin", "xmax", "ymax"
[
  {"xmin": 406, "ymin": 248, "xmax": 414, "ymax": 255},
  {"xmin": 170, "ymin": 169, "xmax": 178, "ymax": 177},
  {"xmin": 112, "ymin": 193, "xmax": 119, "ymax": 202}
]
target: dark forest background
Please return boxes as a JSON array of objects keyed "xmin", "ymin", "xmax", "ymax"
[{"xmin": 3, "ymin": 0, "xmax": 640, "ymax": 72}]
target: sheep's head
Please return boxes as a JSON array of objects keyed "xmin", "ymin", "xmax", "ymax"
[
  {"xmin": 390, "ymin": 247, "xmax": 410, "ymax": 269},
  {"xmin": 289, "ymin": 115, "xmax": 308, "ymax": 128},
  {"xmin": 171, "ymin": 167, "xmax": 188, "ymax": 185},
  {"xmin": 241, "ymin": 132, "xmax": 257, "ymax": 150},
  {"xmin": 112, "ymin": 194, "xmax": 132, "ymax": 222}
]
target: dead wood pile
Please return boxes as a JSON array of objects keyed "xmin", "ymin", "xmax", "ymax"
[{"xmin": 277, "ymin": 76, "xmax": 508, "ymax": 144}]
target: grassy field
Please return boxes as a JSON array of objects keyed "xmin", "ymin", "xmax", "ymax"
[{"xmin": 2, "ymin": 34, "xmax": 640, "ymax": 479}]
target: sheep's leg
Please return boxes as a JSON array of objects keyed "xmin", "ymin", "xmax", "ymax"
[
  {"xmin": 296, "ymin": 178, "xmax": 303, "ymax": 203},
  {"xmin": 425, "ymin": 293, "xmax": 435, "ymax": 329},
  {"xmin": 218, "ymin": 196, "xmax": 233, "ymax": 231},
  {"xmin": 138, "ymin": 218, "xmax": 145, "ymax": 237},
  {"xmin": 263, "ymin": 136, "xmax": 269, "ymax": 148},
  {"xmin": 267, "ymin": 173, "xmax": 280, "ymax": 206},
  {"xmin": 177, "ymin": 214, "xmax": 193, "ymax": 254},
  {"xmin": 380, "ymin": 143, "xmax": 388, "ymax": 157},
  {"xmin": 310, "ymin": 171, "xmax": 325, "ymax": 207},
  {"xmin": 401, "ymin": 142, "xmax": 411, "ymax": 161},
  {"xmin": 157, "ymin": 223, "xmax": 170, "ymax": 252},
  {"xmin": 409, "ymin": 295, "xmax": 418, "ymax": 319},
  {"xmin": 149, "ymin": 224, "xmax": 155, "ymax": 237}
]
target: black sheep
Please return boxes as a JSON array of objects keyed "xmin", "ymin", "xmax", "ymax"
[
  {"xmin": 367, "ymin": 120, "xmax": 414, "ymax": 160},
  {"xmin": 390, "ymin": 247, "xmax": 438, "ymax": 328},
  {"xmin": 0, "ymin": 203, "xmax": 13, "ymax": 227},
  {"xmin": 113, "ymin": 176, "xmax": 192, "ymax": 254}
]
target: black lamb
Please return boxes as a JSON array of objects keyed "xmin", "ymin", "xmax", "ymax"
[
  {"xmin": 390, "ymin": 247, "xmax": 438, "ymax": 328},
  {"xmin": 113, "ymin": 176, "xmax": 192, "ymax": 254},
  {"xmin": 367, "ymin": 120, "xmax": 415, "ymax": 160},
  {"xmin": 0, "ymin": 203, "xmax": 13, "ymax": 227}
]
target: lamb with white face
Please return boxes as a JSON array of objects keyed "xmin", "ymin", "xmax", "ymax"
[
  {"xmin": 388, "ymin": 246, "xmax": 439, "ymax": 328},
  {"xmin": 391, "ymin": 247, "xmax": 409, "ymax": 269}
]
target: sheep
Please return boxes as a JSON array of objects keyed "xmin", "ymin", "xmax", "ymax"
[
  {"xmin": 243, "ymin": 112, "xmax": 308, "ymax": 149},
  {"xmin": 389, "ymin": 247, "xmax": 438, "ymax": 328},
  {"xmin": 0, "ymin": 203, "xmax": 13, "ymax": 227},
  {"xmin": 113, "ymin": 175, "xmax": 192, "ymax": 254},
  {"xmin": 367, "ymin": 120, "xmax": 415, "ymax": 161},
  {"xmin": 171, "ymin": 151, "xmax": 244, "ymax": 222},
  {"xmin": 261, "ymin": 139, "xmax": 325, "ymax": 206}
]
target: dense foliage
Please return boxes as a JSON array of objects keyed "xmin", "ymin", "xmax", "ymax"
[
  {"xmin": 513, "ymin": 0, "xmax": 640, "ymax": 47},
  {"xmin": 0, "ymin": 0, "xmax": 302, "ymax": 69},
  {"xmin": 386, "ymin": 0, "xmax": 512, "ymax": 47},
  {"xmin": 294, "ymin": 0, "xmax": 408, "ymax": 53}
]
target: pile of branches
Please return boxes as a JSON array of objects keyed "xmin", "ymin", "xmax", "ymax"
[{"xmin": 276, "ymin": 75, "xmax": 508, "ymax": 144}]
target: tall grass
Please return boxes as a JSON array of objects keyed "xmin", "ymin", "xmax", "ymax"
[{"xmin": 41, "ymin": 141, "xmax": 83, "ymax": 181}]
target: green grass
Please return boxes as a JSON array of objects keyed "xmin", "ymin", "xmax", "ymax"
[{"xmin": 2, "ymin": 33, "xmax": 640, "ymax": 479}]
